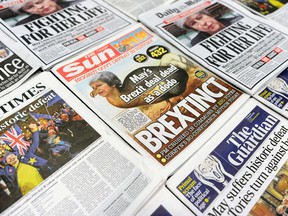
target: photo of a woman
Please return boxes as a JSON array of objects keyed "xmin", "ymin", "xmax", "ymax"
[
  {"xmin": 1, "ymin": 0, "xmax": 80, "ymax": 26},
  {"xmin": 164, "ymin": 3, "xmax": 243, "ymax": 47},
  {"xmin": 88, "ymin": 53, "xmax": 197, "ymax": 120}
]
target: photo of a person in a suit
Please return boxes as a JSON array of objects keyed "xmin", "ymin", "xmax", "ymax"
[{"xmin": 177, "ymin": 8, "xmax": 243, "ymax": 46}]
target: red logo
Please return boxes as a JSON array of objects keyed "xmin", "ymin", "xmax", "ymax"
[{"xmin": 56, "ymin": 44, "xmax": 119, "ymax": 82}]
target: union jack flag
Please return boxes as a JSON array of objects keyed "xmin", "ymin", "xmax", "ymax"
[{"xmin": 0, "ymin": 124, "xmax": 30, "ymax": 155}]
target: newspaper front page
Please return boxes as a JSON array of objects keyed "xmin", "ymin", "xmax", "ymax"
[
  {"xmin": 52, "ymin": 24, "xmax": 249, "ymax": 176},
  {"xmin": 233, "ymin": 0, "xmax": 288, "ymax": 29},
  {"xmin": 0, "ymin": 0, "xmax": 134, "ymax": 69},
  {"xmin": 0, "ymin": 72, "xmax": 162, "ymax": 215},
  {"xmin": 254, "ymin": 66, "xmax": 288, "ymax": 119},
  {"xmin": 139, "ymin": 0, "xmax": 288, "ymax": 94},
  {"xmin": 0, "ymin": 27, "xmax": 40, "ymax": 97},
  {"xmin": 135, "ymin": 186, "xmax": 193, "ymax": 215},
  {"xmin": 102, "ymin": 0, "xmax": 176, "ymax": 20},
  {"xmin": 167, "ymin": 98, "xmax": 288, "ymax": 215}
]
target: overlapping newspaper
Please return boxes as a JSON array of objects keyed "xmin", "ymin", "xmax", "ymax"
[
  {"xmin": 139, "ymin": 0, "xmax": 288, "ymax": 95},
  {"xmin": 51, "ymin": 24, "xmax": 249, "ymax": 176},
  {"xmin": 0, "ymin": 0, "xmax": 135, "ymax": 69},
  {"xmin": 0, "ymin": 27, "xmax": 40, "ymax": 97},
  {"xmin": 254, "ymin": 67, "xmax": 288, "ymax": 119},
  {"xmin": 167, "ymin": 98, "xmax": 288, "ymax": 215},
  {"xmin": 136, "ymin": 186, "xmax": 193, "ymax": 215},
  {"xmin": 102, "ymin": 0, "xmax": 176, "ymax": 20},
  {"xmin": 0, "ymin": 72, "xmax": 162, "ymax": 215},
  {"xmin": 233, "ymin": 0, "xmax": 288, "ymax": 28}
]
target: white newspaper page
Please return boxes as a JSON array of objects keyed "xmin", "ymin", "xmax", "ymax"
[
  {"xmin": 0, "ymin": 72, "xmax": 162, "ymax": 215},
  {"xmin": 102, "ymin": 0, "xmax": 176, "ymax": 20},
  {"xmin": 233, "ymin": 0, "xmax": 288, "ymax": 29},
  {"xmin": 52, "ymin": 24, "xmax": 249, "ymax": 176},
  {"xmin": 139, "ymin": 0, "xmax": 288, "ymax": 95},
  {"xmin": 254, "ymin": 66, "xmax": 288, "ymax": 119},
  {"xmin": 167, "ymin": 98, "xmax": 288, "ymax": 216},
  {"xmin": 0, "ymin": 26, "xmax": 40, "ymax": 97},
  {"xmin": 136, "ymin": 186, "xmax": 193, "ymax": 216},
  {"xmin": 0, "ymin": 0, "xmax": 134, "ymax": 69}
]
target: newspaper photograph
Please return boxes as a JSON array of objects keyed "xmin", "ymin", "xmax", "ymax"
[
  {"xmin": 136, "ymin": 186, "xmax": 193, "ymax": 215},
  {"xmin": 0, "ymin": 26, "xmax": 40, "ymax": 97},
  {"xmin": 0, "ymin": 72, "xmax": 162, "ymax": 215},
  {"xmin": 249, "ymin": 159, "xmax": 288, "ymax": 215},
  {"xmin": 254, "ymin": 67, "xmax": 288, "ymax": 118},
  {"xmin": 102, "ymin": 0, "xmax": 176, "ymax": 20},
  {"xmin": 167, "ymin": 98, "xmax": 288, "ymax": 215},
  {"xmin": 52, "ymin": 24, "xmax": 249, "ymax": 176},
  {"xmin": 233, "ymin": 0, "xmax": 288, "ymax": 28},
  {"xmin": 0, "ymin": 0, "xmax": 134, "ymax": 69},
  {"xmin": 138, "ymin": 0, "xmax": 288, "ymax": 94}
]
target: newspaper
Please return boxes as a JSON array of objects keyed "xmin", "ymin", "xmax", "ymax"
[
  {"xmin": 0, "ymin": 27, "xmax": 40, "ymax": 97},
  {"xmin": 0, "ymin": 0, "xmax": 135, "ymax": 69},
  {"xmin": 254, "ymin": 66, "xmax": 288, "ymax": 119},
  {"xmin": 138, "ymin": 0, "xmax": 288, "ymax": 95},
  {"xmin": 102, "ymin": 0, "xmax": 176, "ymax": 20},
  {"xmin": 51, "ymin": 24, "xmax": 249, "ymax": 176},
  {"xmin": 233, "ymin": 0, "xmax": 288, "ymax": 28},
  {"xmin": 166, "ymin": 98, "xmax": 288, "ymax": 215},
  {"xmin": 135, "ymin": 186, "xmax": 193, "ymax": 215},
  {"xmin": 0, "ymin": 72, "xmax": 162, "ymax": 215}
]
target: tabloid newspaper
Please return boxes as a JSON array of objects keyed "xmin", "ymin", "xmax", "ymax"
[
  {"xmin": 233, "ymin": 0, "xmax": 288, "ymax": 29},
  {"xmin": 0, "ymin": 0, "xmax": 135, "ymax": 69},
  {"xmin": 0, "ymin": 72, "xmax": 162, "ymax": 215},
  {"xmin": 167, "ymin": 98, "xmax": 288, "ymax": 216},
  {"xmin": 51, "ymin": 24, "xmax": 249, "ymax": 176},
  {"xmin": 102, "ymin": 0, "xmax": 176, "ymax": 20},
  {"xmin": 254, "ymin": 66, "xmax": 288, "ymax": 119},
  {"xmin": 0, "ymin": 27, "xmax": 40, "ymax": 97},
  {"xmin": 135, "ymin": 186, "xmax": 193, "ymax": 215},
  {"xmin": 138, "ymin": 0, "xmax": 288, "ymax": 95}
]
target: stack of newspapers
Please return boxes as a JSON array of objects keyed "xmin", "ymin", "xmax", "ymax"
[{"xmin": 1, "ymin": 0, "xmax": 288, "ymax": 215}]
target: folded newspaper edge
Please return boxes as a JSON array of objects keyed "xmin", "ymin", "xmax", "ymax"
[
  {"xmin": 135, "ymin": 186, "xmax": 193, "ymax": 215},
  {"xmin": 102, "ymin": 0, "xmax": 177, "ymax": 21}
]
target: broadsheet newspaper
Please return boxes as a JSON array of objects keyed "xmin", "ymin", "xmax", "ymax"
[
  {"xmin": 167, "ymin": 98, "xmax": 288, "ymax": 216},
  {"xmin": 102, "ymin": 0, "xmax": 176, "ymax": 20},
  {"xmin": 233, "ymin": 0, "xmax": 288, "ymax": 29},
  {"xmin": 138, "ymin": 0, "xmax": 288, "ymax": 95},
  {"xmin": 0, "ymin": 72, "xmax": 162, "ymax": 215},
  {"xmin": 52, "ymin": 24, "xmax": 249, "ymax": 176},
  {"xmin": 254, "ymin": 67, "xmax": 288, "ymax": 119},
  {"xmin": 0, "ymin": 27, "xmax": 40, "ymax": 97},
  {"xmin": 135, "ymin": 186, "xmax": 193, "ymax": 215},
  {"xmin": 0, "ymin": 0, "xmax": 134, "ymax": 69}
]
